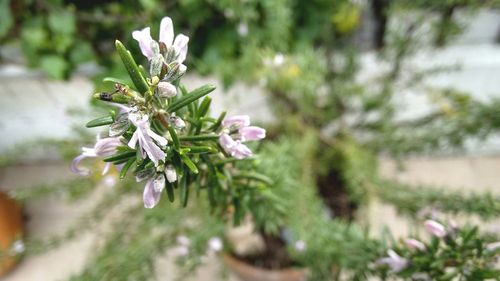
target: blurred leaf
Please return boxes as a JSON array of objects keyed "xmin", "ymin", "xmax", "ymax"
[
  {"xmin": 70, "ymin": 41, "xmax": 95, "ymax": 64},
  {"xmin": 40, "ymin": 55, "xmax": 68, "ymax": 79},
  {"xmin": 48, "ymin": 9, "xmax": 76, "ymax": 36},
  {"xmin": 0, "ymin": 0, "xmax": 13, "ymax": 38}
]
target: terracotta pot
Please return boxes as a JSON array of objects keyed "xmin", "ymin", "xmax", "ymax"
[
  {"xmin": 0, "ymin": 191, "xmax": 23, "ymax": 276},
  {"xmin": 223, "ymin": 254, "xmax": 308, "ymax": 281}
]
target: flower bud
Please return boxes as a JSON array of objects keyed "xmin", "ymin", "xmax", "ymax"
[
  {"xmin": 165, "ymin": 165, "xmax": 177, "ymax": 183},
  {"xmin": 158, "ymin": 81, "xmax": 177, "ymax": 97},
  {"xmin": 405, "ymin": 238, "xmax": 425, "ymax": 251},
  {"xmin": 424, "ymin": 220, "xmax": 447, "ymax": 238},
  {"xmin": 169, "ymin": 116, "xmax": 186, "ymax": 129}
]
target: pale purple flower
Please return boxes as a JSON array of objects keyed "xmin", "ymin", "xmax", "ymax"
[
  {"xmin": 486, "ymin": 241, "xmax": 500, "ymax": 252},
  {"xmin": 142, "ymin": 174, "xmax": 164, "ymax": 209},
  {"xmin": 222, "ymin": 115, "xmax": 250, "ymax": 128},
  {"xmin": 219, "ymin": 115, "xmax": 265, "ymax": 160},
  {"xmin": 157, "ymin": 81, "xmax": 177, "ymax": 97},
  {"xmin": 239, "ymin": 126, "xmax": 266, "ymax": 142},
  {"xmin": 424, "ymin": 220, "xmax": 447, "ymax": 238},
  {"xmin": 377, "ymin": 249, "xmax": 408, "ymax": 273},
  {"xmin": 294, "ymin": 240, "xmax": 306, "ymax": 252},
  {"xmin": 132, "ymin": 16, "xmax": 189, "ymax": 64},
  {"xmin": 219, "ymin": 133, "xmax": 252, "ymax": 159},
  {"xmin": 207, "ymin": 237, "xmax": 223, "ymax": 252},
  {"xmin": 405, "ymin": 238, "xmax": 425, "ymax": 251},
  {"xmin": 128, "ymin": 113, "xmax": 168, "ymax": 167},
  {"xmin": 71, "ymin": 136, "xmax": 122, "ymax": 176}
]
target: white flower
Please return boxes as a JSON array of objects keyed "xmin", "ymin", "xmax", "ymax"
[
  {"xmin": 237, "ymin": 22, "xmax": 248, "ymax": 37},
  {"xmin": 71, "ymin": 136, "xmax": 122, "ymax": 176},
  {"xmin": 128, "ymin": 113, "xmax": 168, "ymax": 167},
  {"xmin": 9, "ymin": 240, "xmax": 25, "ymax": 255},
  {"xmin": 208, "ymin": 237, "xmax": 223, "ymax": 252},
  {"xmin": 273, "ymin": 53, "xmax": 285, "ymax": 66},
  {"xmin": 294, "ymin": 240, "xmax": 306, "ymax": 252},
  {"xmin": 132, "ymin": 16, "xmax": 189, "ymax": 64}
]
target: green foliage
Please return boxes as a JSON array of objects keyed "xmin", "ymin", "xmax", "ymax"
[
  {"xmin": 377, "ymin": 179, "xmax": 500, "ymax": 220},
  {"xmin": 377, "ymin": 222, "xmax": 500, "ymax": 280}
]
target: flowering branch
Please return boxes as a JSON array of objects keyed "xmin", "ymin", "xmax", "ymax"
[{"xmin": 72, "ymin": 16, "xmax": 267, "ymax": 214}]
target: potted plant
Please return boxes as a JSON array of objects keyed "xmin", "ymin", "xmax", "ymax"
[{"xmin": 0, "ymin": 191, "xmax": 23, "ymax": 276}]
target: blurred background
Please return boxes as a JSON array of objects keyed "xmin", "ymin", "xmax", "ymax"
[{"xmin": 2, "ymin": 0, "xmax": 500, "ymax": 280}]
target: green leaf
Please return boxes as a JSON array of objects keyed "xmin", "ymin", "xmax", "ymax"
[
  {"xmin": 69, "ymin": 41, "xmax": 95, "ymax": 64},
  {"xmin": 167, "ymin": 126, "xmax": 180, "ymax": 150},
  {"xmin": 233, "ymin": 172, "xmax": 273, "ymax": 185},
  {"xmin": 48, "ymin": 9, "xmax": 76, "ymax": 35},
  {"xmin": 167, "ymin": 84, "xmax": 216, "ymax": 112},
  {"xmin": 40, "ymin": 56, "xmax": 68, "ymax": 79},
  {"xmin": 179, "ymin": 174, "xmax": 189, "ymax": 207},
  {"xmin": 120, "ymin": 158, "xmax": 136, "ymax": 179},
  {"xmin": 0, "ymin": 0, "xmax": 13, "ymax": 38},
  {"xmin": 103, "ymin": 77, "xmax": 132, "ymax": 87},
  {"xmin": 103, "ymin": 151, "xmax": 136, "ymax": 163},
  {"xmin": 165, "ymin": 181, "xmax": 175, "ymax": 203},
  {"xmin": 115, "ymin": 40, "xmax": 149, "ymax": 95},
  {"xmin": 180, "ymin": 154, "xmax": 198, "ymax": 174},
  {"xmin": 197, "ymin": 96, "xmax": 212, "ymax": 118},
  {"xmin": 86, "ymin": 116, "xmax": 114, "ymax": 128},
  {"xmin": 183, "ymin": 146, "xmax": 216, "ymax": 154},
  {"xmin": 210, "ymin": 111, "xmax": 226, "ymax": 130},
  {"xmin": 178, "ymin": 134, "xmax": 219, "ymax": 142}
]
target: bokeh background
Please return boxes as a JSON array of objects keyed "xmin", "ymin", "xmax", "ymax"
[{"xmin": 2, "ymin": 0, "xmax": 500, "ymax": 280}]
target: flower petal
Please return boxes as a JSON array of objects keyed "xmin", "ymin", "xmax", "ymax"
[
  {"xmin": 239, "ymin": 126, "xmax": 266, "ymax": 142},
  {"xmin": 132, "ymin": 27, "xmax": 154, "ymax": 59},
  {"xmin": 424, "ymin": 220, "xmax": 447, "ymax": 238},
  {"xmin": 173, "ymin": 34, "xmax": 189, "ymax": 63},
  {"xmin": 222, "ymin": 115, "xmax": 250, "ymax": 129},
  {"xmin": 219, "ymin": 133, "xmax": 236, "ymax": 154},
  {"xmin": 71, "ymin": 154, "xmax": 90, "ymax": 176},
  {"xmin": 159, "ymin": 17, "xmax": 174, "ymax": 47},
  {"xmin": 143, "ymin": 179, "xmax": 162, "ymax": 208},
  {"xmin": 102, "ymin": 162, "xmax": 112, "ymax": 175},
  {"xmin": 147, "ymin": 128, "xmax": 168, "ymax": 147},
  {"xmin": 231, "ymin": 143, "xmax": 253, "ymax": 159}
]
